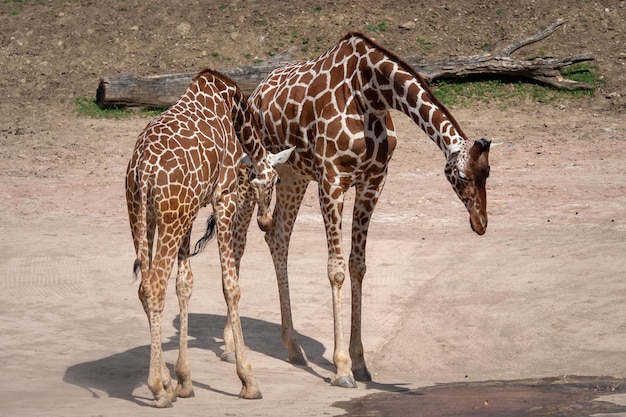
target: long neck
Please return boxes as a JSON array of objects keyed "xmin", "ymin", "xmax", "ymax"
[
  {"xmin": 231, "ymin": 90, "xmax": 268, "ymax": 168},
  {"xmin": 354, "ymin": 43, "xmax": 467, "ymax": 159}
]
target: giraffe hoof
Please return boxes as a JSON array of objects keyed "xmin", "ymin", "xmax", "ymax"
[
  {"xmin": 286, "ymin": 346, "xmax": 308, "ymax": 365},
  {"xmin": 239, "ymin": 386, "xmax": 263, "ymax": 399},
  {"xmin": 331, "ymin": 375, "xmax": 357, "ymax": 388},
  {"xmin": 220, "ymin": 351, "xmax": 237, "ymax": 364},
  {"xmin": 175, "ymin": 384, "xmax": 195, "ymax": 398},
  {"xmin": 153, "ymin": 397, "xmax": 174, "ymax": 408},
  {"xmin": 353, "ymin": 367, "xmax": 372, "ymax": 382}
]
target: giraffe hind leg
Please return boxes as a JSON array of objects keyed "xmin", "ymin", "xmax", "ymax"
[
  {"xmin": 139, "ymin": 262, "xmax": 177, "ymax": 408},
  {"xmin": 174, "ymin": 231, "xmax": 196, "ymax": 399}
]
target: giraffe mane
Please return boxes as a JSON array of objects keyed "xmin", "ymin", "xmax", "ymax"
[{"xmin": 340, "ymin": 31, "xmax": 468, "ymax": 140}]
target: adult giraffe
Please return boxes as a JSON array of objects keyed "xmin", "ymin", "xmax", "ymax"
[
  {"xmin": 243, "ymin": 32, "xmax": 491, "ymax": 388},
  {"xmin": 126, "ymin": 69, "xmax": 293, "ymax": 407}
]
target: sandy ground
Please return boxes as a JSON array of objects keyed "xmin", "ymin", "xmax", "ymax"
[{"xmin": 1, "ymin": 103, "xmax": 625, "ymax": 416}]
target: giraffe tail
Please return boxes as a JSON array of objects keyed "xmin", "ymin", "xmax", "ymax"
[
  {"xmin": 189, "ymin": 214, "xmax": 217, "ymax": 257},
  {"xmin": 132, "ymin": 161, "xmax": 150, "ymax": 283},
  {"xmin": 132, "ymin": 258, "xmax": 142, "ymax": 282}
]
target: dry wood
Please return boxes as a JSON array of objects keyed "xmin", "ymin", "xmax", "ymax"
[
  {"xmin": 96, "ymin": 21, "xmax": 593, "ymax": 110},
  {"xmin": 96, "ymin": 51, "xmax": 295, "ymax": 109}
]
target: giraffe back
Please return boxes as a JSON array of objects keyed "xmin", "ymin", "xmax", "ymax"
[{"xmin": 127, "ymin": 70, "xmax": 245, "ymax": 213}]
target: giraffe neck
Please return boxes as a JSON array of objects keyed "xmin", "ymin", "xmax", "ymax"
[
  {"xmin": 349, "ymin": 36, "xmax": 468, "ymax": 159},
  {"xmin": 231, "ymin": 89, "xmax": 269, "ymax": 168},
  {"xmin": 192, "ymin": 69, "xmax": 269, "ymax": 170}
]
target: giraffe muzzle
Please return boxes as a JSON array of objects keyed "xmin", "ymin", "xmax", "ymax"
[{"xmin": 470, "ymin": 213, "xmax": 488, "ymax": 235}]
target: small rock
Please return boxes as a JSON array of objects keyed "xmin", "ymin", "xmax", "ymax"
[{"xmin": 177, "ymin": 22, "xmax": 191, "ymax": 37}]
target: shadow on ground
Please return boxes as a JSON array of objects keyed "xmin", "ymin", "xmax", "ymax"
[
  {"xmin": 62, "ymin": 313, "xmax": 332, "ymax": 405},
  {"xmin": 334, "ymin": 375, "xmax": 626, "ymax": 417}
]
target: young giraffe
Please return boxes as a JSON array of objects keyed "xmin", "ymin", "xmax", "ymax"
[
  {"xmin": 125, "ymin": 68, "xmax": 293, "ymax": 407},
  {"xmin": 236, "ymin": 32, "xmax": 491, "ymax": 388}
]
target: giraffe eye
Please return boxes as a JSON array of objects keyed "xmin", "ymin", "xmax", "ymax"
[{"xmin": 458, "ymin": 170, "xmax": 468, "ymax": 181}]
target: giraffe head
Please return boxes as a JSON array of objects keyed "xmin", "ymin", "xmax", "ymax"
[
  {"xmin": 445, "ymin": 138, "xmax": 491, "ymax": 235},
  {"xmin": 244, "ymin": 147, "xmax": 295, "ymax": 232}
]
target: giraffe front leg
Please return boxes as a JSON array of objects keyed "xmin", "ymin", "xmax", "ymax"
[
  {"xmin": 174, "ymin": 252, "xmax": 195, "ymax": 398},
  {"xmin": 221, "ymin": 316, "xmax": 237, "ymax": 364},
  {"xmin": 221, "ymin": 183, "xmax": 256, "ymax": 365},
  {"xmin": 328, "ymin": 258, "xmax": 357, "ymax": 388},
  {"xmin": 264, "ymin": 174, "xmax": 309, "ymax": 366},
  {"xmin": 348, "ymin": 178, "xmax": 386, "ymax": 382},
  {"xmin": 214, "ymin": 196, "xmax": 262, "ymax": 399},
  {"xmin": 320, "ymin": 182, "xmax": 356, "ymax": 388},
  {"xmin": 348, "ymin": 262, "xmax": 371, "ymax": 382}
]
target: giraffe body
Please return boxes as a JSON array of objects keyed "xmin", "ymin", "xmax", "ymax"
[
  {"xmin": 126, "ymin": 69, "xmax": 292, "ymax": 407},
  {"xmin": 241, "ymin": 33, "xmax": 491, "ymax": 387}
]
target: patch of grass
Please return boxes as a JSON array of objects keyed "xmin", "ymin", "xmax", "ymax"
[
  {"xmin": 560, "ymin": 63, "xmax": 600, "ymax": 87},
  {"xmin": 365, "ymin": 22, "xmax": 388, "ymax": 33},
  {"xmin": 4, "ymin": 0, "xmax": 23, "ymax": 14},
  {"xmin": 416, "ymin": 37, "xmax": 434, "ymax": 53},
  {"xmin": 74, "ymin": 97, "xmax": 164, "ymax": 119},
  {"xmin": 218, "ymin": 3, "xmax": 228, "ymax": 10},
  {"xmin": 431, "ymin": 71, "xmax": 596, "ymax": 108}
]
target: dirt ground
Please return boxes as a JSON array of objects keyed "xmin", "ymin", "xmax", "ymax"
[{"xmin": 1, "ymin": 1, "xmax": 625, "ymax": 416}]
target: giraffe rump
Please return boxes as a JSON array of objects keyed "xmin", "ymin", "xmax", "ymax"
[{"xmin": 130, "ymin": 214, "xmax": 216, "ymax": 282}]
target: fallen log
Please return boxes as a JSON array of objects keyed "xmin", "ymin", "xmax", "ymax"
[
  {"xmin": 96, "ymin": 21, "xmax": 594, "ymax": 110},
  {"xmin": 406, "ymin": 21, "xmax": 594, "ymax": 90},
  {"xmin": 95, "ymin": 50, "xmax": 295, "ymax": 110}
]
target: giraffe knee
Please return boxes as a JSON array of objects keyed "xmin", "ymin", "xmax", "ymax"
[
  {"xmin": 328, "ymin": 266, "xmax": 346, "ymax": 287},
  {"xmin": 349, "ymin": 260, "xmax": 366, "ymax": 282}
]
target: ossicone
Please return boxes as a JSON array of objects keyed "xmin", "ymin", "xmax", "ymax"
[{"xmin": 476, "ymin": 138, "xmax": 491, "ymax": 150}]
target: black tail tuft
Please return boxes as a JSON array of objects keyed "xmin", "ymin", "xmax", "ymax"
[
  {"xmin": 133, "ymin": 259, "xmax": 142, "ymax": 282},
  {"xmin": 190, "ymin": 214, "xmax": 217, "ymax": 257}
]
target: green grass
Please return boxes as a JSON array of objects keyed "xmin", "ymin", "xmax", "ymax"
[
  {"xmin": 365, "ymin": 22, "xmax": 388, "ymax": 33},
  {"xmin": 74, "ymin": 97, "xmax": 164, "ymax": 119},
  {"xmin": 416, "ymin": 37, "xmax": 434, "ymax": 53},
  {"xmin": 561, "ymin": 63, "xmax": 600, "ymax": 86},
  {"xmin": 431, "ymin": 65, "xmax": 598, "ymax": 107}
]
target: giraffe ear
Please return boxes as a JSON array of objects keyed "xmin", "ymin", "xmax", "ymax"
[{"xmin": 271, "ymin": 146, "xmax": 296, "ymax": 166}]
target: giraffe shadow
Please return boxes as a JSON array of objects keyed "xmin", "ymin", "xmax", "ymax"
[
  {"xmin": 185, "ymin": 313, "xmax": 335, "ymax": 378},
  {"xmin": 62, "ymin": 313, "xmax": 333, "ymax": 405}
]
